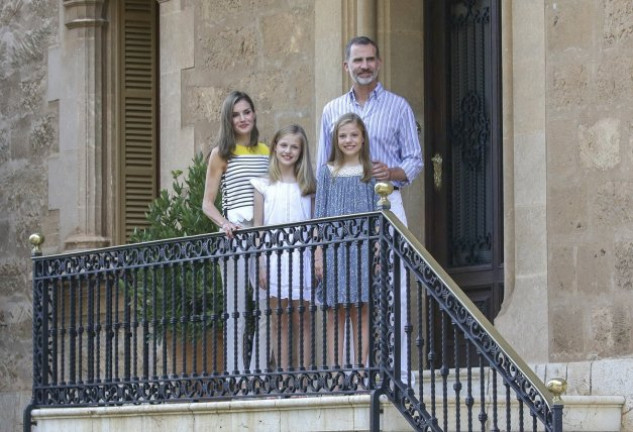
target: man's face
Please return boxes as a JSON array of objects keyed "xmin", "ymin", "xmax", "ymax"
[{"xmin": 345, "ymin": 43, "xmax": 381, "ymax": 86}]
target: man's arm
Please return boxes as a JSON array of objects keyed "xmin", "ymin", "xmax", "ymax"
[
  {"xmin": 316, "ymin": 106, "xmax": 333, "ymax": 175},
  {"xmin": 397, "ymin": 103, "xmax": 424, "ymax": 185}
]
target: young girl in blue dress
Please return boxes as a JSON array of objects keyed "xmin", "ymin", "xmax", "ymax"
[
  {"xmin": 314, "ymin": 113, "xmax": 378, "ymax": 367},
  {"xmin": 251, "ymin": 125, "xmax": 317, "ymax": 371}
]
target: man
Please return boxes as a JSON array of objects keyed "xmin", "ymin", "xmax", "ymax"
[{"xmin": 316, "ymin": 36, "xmax": 423, "ymax": 387}]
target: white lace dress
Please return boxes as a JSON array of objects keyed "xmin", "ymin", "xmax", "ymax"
[{"xmin": 251, "ymin": 178, "xmax": 314, "ymax": 301}]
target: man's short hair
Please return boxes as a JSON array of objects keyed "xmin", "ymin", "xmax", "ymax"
[{"xmin": 345, "ymin": 36, "xmax": 381, "ymax": 61}]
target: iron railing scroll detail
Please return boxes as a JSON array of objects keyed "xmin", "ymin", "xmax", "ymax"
[{"xmin": 27, "ymin": 209, "xmax": 563, "ymax": 431}]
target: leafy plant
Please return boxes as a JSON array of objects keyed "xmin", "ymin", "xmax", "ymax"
[
  {"xmin": 129, "ymin": 152, "xmax": 224, "ymax": 338},
  {"xmin": 130, "ymin": 152, "xmax": 218, "ymax": 241}
]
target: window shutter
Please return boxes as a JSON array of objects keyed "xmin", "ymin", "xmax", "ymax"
[{"xmin": 119, "ymin": 0, "xmax": 158, "ymax": 242}]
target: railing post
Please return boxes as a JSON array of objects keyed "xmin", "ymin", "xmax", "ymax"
[
  {"xmin": 371, "ymin": 183, "xmax": 395, "ymax": 431},
  {"xmin": 25, "ymin": 233, "xmax": 46, "ymax": 432},
  {"xmin": 375, "ymin": 182, "xmax": 394, "ymax": 211},
  {"xmin": 547, "ymin": 378, "xmax": 567, "ymax": 432}
]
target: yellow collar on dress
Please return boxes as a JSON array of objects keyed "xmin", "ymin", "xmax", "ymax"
[{"xmin": 234, "ymin": 142, "xmax": 269, "ymax": 156}]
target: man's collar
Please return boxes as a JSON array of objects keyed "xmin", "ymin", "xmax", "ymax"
[{"xmin": 347, "ymin": 82, "xmax": 384, "ymax": 103}]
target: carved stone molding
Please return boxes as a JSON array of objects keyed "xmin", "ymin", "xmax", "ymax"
[
  {"xmin": 59, "ymin": 0, "xmax": 110, "ymax": 250},
  {"xmin": 63, "ymin": 0, "xmax": 107, "ymax": 29}
]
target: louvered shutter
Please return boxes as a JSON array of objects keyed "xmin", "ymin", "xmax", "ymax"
[{"xmin": 119, "ymin": 0, "xmax": 158, "ymax": 242}]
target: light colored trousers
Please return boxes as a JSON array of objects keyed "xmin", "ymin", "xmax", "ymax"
[
  {"xmin": 386, "ymin": 190, "xmax": 416, "ymax": 387},
  {"xmin": 223, "ymin": 224, "xmax": 269, "ymax": 374}
]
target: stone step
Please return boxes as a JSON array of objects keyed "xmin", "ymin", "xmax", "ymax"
[{"xmin": 31, "ymin": 392, "xmax": 624, "ymax": 432}]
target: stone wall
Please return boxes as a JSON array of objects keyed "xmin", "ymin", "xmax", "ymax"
[
  {"xmin": 0, "ymin": 0, "xmax": 59, "ymax": 431},
  {"xmin": 546, "ymin": 0, "xmax": 633, "ymax": 361},
  {"xmin": 180, "ymin": 0, "xmax": 316, "ymax": 161}
]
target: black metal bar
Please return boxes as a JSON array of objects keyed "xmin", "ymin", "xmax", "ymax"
[
  {"xmin": 151, "ymin": 265, "xmax": 159, "ymax": 378},
  {"xmin": 552, "ymin": 403, "xmax": 564, "ymax": 432},
  {"xmin": 479, "ymin": 356, "xmax": 487, "ymax": 432},
  {"xmin": 416, "ymin": 281, "xmax": 424, "ymax": 396},
  {"xmin": 104, "ymin": 275, "xmax": 112, "ymax": 383},
  {"xmin": 441, "ymin": 311, "xmax": 448, "ymax": 431},
  {"xmin": 77, "ymin": 276, "xmax": 84, "ymax": 385},
  {"xmin": 429, "ymin": 300, "xmax": 437, "ymax": 420},
  {"xmin": 466, "ymin": 335, "xmax": 474, "ymax": 431},
  {"xmin": 370, "ymin": 388, "xmax": 384, "ymax": 432},
  {"xmin": 142, "ymin": 267, "xmax": 150, "ymax": 379},
  {"xmin": 343, "ymin": 241, "xmax": 351, "ymax": 369},
  {"xmin": 505, "ymin": 381, "xmax": 511, "ymax": 432},
  {"xmin": 454, "ymin": 327, "xmax": 461, "ymax": 431},
  {"xmin": 492, "ymin": 368, "xmax": 499, "ymax": 431},
  {"xmin": 59, "ymin": 277, "xmax": 66, "ymax": 385},
  {"xmin": 392, "ymin": 246, "xmax": 402, "ymax": 386}
]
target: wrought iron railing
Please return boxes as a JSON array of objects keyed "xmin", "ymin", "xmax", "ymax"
[{"xmin": 25, "ymin": 201, "xmax": 563, "ymax": 431}]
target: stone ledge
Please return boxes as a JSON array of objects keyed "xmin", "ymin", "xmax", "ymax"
[
  {"xmin": 31, "ymin": 393, "xmax": 626, "ymax": 432},
  {"xmin": 563, "ymin": 395, "xmax": 625, "ymax": 432}
]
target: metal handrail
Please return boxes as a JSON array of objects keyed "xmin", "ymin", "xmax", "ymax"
[{"xmin": 374, "ymin": 211, "xmax": 563, "ymax": 431}]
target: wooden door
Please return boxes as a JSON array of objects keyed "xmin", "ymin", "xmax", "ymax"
[{"xmin": 424, "ymin": 0, "xmax": 504, "ymax": 351}]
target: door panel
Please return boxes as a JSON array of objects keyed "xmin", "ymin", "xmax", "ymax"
[{"xmin": 424, "ymin": 0, "xmax": 503, "ymax": 329}]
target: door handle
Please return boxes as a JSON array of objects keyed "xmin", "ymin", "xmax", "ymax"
[{"xmin": 432, "ymin": 153, "xmax": 442, "ymax": 191}]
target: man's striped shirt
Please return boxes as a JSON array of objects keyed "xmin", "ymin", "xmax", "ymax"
[{"xmin": 316, "ymin": 83, "xmax": 423, "ymax": 188}]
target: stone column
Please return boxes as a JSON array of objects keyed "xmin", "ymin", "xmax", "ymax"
[
  {"xmin": 356, "ymin": 0, "xmax": 377, "ymax": 41},
  {"xmin": 156, "ymin": 0, "xmax": 195, "ymax": 190},
  {"xmin": 59, "ymin": 0, "xmax": 109, "ymax": 250}
]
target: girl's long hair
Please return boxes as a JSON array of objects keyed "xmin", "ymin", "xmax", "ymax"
[
  {"xmin": 268, "ymin": 125, "xmax": 316, "ymax": 196},
  {"xmin": 328, "ymin": 113, "xmax": 372, "ymax": 182},
  {"xmin": 214, "ymin": 91, "xmax": 260, "ymax": 161}
]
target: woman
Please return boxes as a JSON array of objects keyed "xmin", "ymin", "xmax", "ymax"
[{"xmin": 203, "ymin": 90, "xmax": 270, "ymax": 374}]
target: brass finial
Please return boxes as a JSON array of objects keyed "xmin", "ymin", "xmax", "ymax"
[
  {"xmin": 29, "ymin": 233, "xmax": 45, "ymax": 256},
  {"xmin": 546, "ymin": 378, "xmax": 567, "ymax": 404},
  {"xmin": 375, "ymin": 182, "xmax": 394, "ymax": 210}
]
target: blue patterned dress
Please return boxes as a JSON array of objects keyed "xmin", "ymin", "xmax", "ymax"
[{"xmin": 315, "ymin": 164, "xmax": 378, "ymax": 306}]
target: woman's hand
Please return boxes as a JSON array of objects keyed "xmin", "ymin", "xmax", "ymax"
[{"xmin": 221, "ymin": 220, "xmax": 240, "ymax": 239}]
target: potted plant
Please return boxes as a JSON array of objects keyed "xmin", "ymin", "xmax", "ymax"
[{"xmin": 129, "ymin": 152, "xmax": 224, "ymax": 374}]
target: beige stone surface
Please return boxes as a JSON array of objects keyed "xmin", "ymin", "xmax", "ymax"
[
  {"xmin": 550, "ymin": 302, "xmax": 585, "ymax": 359},
  {"xmin": 183, "ymin": 0, "xmax": 315, "ymax": 155},
  {"xmin": 159, "ymin": 0, "xmax": 195, "ymax": 190},
  {"xmin": 549, "ymin": 185, "xmax": 588, "ymax": 234},
  {"xmin": 578, "ymin": 118, "xmax": 621, "ymax": 170},
  {"xmin": 590, "ymin": 303, "xmax": 632, "ymax": 356},
  {"xmin": 0, "ymin": 1, "xmax": 59, "ymax": 431},
  {"xmin": 602, "ymin": 0, "xmax": 633, "ymax": 47},
  {"xmin": 0, "ymin": 391, "xmax": 31, "ymax": 432},
  {"xmin": 615, "ymin": 239, "xmax": 633, "ymax": 291},
  {"xmin": 545, "ymin": 0, "xmax": 633, "ymax": 376},
  {"xmin": 576, "ymin": 244, "xmax": 611, "ymax": 295},
  {"xmin": 495, "ymin": 273, "xmax": 549, "ymax": 362},
  {"xmin": 514, "ymin": 132, "xmax": 547, "ymax": 207},
  {"xmin": 546, "ymin": 0, "xmax": 596, "ymax": 53}
]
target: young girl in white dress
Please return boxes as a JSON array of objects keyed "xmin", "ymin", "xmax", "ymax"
[{"xmin": 251, "ymin": 125, "xmax": 317, "ymax": 371}]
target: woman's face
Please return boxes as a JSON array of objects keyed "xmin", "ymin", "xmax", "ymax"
[{"xmin": 232, "ymin": 99, "xmax": 256, "ymax": 138}]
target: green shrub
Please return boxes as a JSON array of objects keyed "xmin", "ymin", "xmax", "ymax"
[
  {"xmin": 129, "ymin": 152, "xmax": 223, "ymax": 338},
  {"xmin": 130, "ymin": 152, "xmax": 218, "ymax": 241}
]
